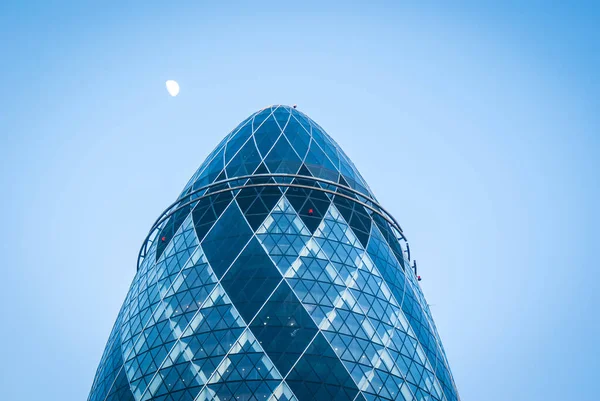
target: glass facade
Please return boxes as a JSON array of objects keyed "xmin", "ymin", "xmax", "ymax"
[{"xmin": 88, "ymin": 105, "xmax": 459, "ymax": 401}]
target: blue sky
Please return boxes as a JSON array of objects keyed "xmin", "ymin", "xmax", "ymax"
[{"xmin": 1, "ymin": 1, "xmax": 598, "ymax": 400}]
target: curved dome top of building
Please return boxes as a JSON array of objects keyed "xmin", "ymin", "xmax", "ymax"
[
  {"xmin": 88, "ymin": 105, "xmax": 459, "ymax": 401},
  {"xmin": 178, "ymin": 105, "xmax": 374, "ymax": 200}
]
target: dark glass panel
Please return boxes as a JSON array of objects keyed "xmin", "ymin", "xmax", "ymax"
[
  {"xmin": 273, "ymin": 106, "xmax": 291, "ymax": 131},
  {"xmin": 264, "ymin": 134, "xmax": 302, "ymax": 175},
  {"xmin": 372, "ymin": 214, "xmax": 405, "ymax": 270},
  {"xmin": 88, "ymin": 319, "xmax": 129, "ymax": 401},
  {"xmin": 221, "ymin": 238, "xmax": 283, "ymax": 322},
  {"xmin": 190, "ymin": 147, "xmax": 225, "ymax": 192},
  {"xmin": 201, "ymin": 202, "xmax": 253, "ymax": 278},
  {"xmin": 225, "ymin": 123, "xmax": 253, "ymax": 164},
  {"xmin": 252, "ymin": 109, "xmax": 272, "ymax": 132},
  {"xmin": 284, "ymin": 116, "xmax": 311, "ymax": 160},
  {"xmin": 249, "ymin": 281, "xmax": 318, "ymax": 376},
  {"xmin": 225, "ymin": 137, "xmax": 262, "ymax": 179},
  {"xmin": 235, "ymin": 164, "xmax": 283, "ymax": 231},
  {"xmin": 290, "ymin": 110, "xmax": 312, "ymax": 134},
  {"xmin": 286, "ymin": 332, "xmax": 359, "ymax": 401},
  {"xmin": 311, "ymin": 125, "xmax": 340, "ymax": 169},
  {"xmin": 332, "ymin": 176, "xmax": 372, "ymax": 249},
  {"xmin": 179, "ymin": 121, "xmax": 242, "ymax": 199},
  {"xmin": 285, "ymin": 166, "xmax": 331, "ymax": 233},
  {"xmin": 304, "ymin": 140, "xmax": 339, "ymax": 183},
  {"xmin": 191, "ymin": 176, "xmax": 234, "ymax": 242},
  {"xmin": 255, "ymin": 115, "xmax": 283, "ymax": 157},
  {"xmin": 156, "ymin": 200, "xmax": 192, "ymax": 261},
  {"xmin": 105, "ymin": 367, "xmax": 135, "ymax": 401},
  {"xmin": 338, "ymin": 151, "xmax": 371, "ymax": 198}
]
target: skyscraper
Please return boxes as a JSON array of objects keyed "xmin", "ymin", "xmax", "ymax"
[{"xmin": 88, "ymin": 105, "xmax": 459, "ymax": 401}]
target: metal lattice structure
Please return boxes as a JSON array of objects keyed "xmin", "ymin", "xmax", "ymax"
[{"xmin": 88, "ymin": 105, "xmax": 459, "ymax": 401}]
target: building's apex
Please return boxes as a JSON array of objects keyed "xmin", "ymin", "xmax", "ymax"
[
  {"xmin": 258, "ymin": 104, "xmax": 298, "ymax": 111},
  {"xmin": 178, "ymin": 105, "xmax": 375, "ymax": 202}
]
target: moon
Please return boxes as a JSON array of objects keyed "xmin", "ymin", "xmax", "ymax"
[{"xmin": 165, "ymin": 80, "xmax": 180, "ymax": 97}]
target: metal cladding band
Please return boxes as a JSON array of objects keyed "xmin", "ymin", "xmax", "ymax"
[{"xmin": 137, "ymin": 173, "xmax": 409, "ymax": 271}]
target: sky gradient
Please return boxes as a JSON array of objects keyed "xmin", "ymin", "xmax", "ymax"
[{"xmin": 1, "ymin": 1, "xmax": 599, "ymax": 400}]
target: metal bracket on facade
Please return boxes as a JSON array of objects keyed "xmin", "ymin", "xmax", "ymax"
[{"xmin": 413, "ymin": 260, "xmax": 422, "ymax": 281}]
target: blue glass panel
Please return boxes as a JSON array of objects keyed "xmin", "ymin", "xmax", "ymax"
[
  {"xmin": 235, "ymin": 164, "xmax": 283, "ymax": 230},
  {"xmin": 256, "ymin": 197, "xmax": 312, "ymax": 275},
  {"xmin": 310, "ymin": 125, "xmax": 340, "ymax": 169},
  {"xmin": 179, "ymin": 126, "xmax": 233, "ymax": 199},
  {"xmin": 141, "ymin": 285, "xmax": 246, "ymax": 401},
  {"xmin": 201, "ymin": 202, "xmax": 253, "ymax": 278},
  {"xmin": 225, "ymin": 137, "xmax": 262, "ymax": 178},
  {"xmin": 332, "ymin": 177, "xmax": 372, "ymax": 249},
  {"xmin": 273, "ymin": 106, "xmax": 291, "ymax": 131},
  {"xmin": 290, "ymin": 110, "xmax": 312, "ymax": 134},
  {"xmin": 286, "ymin": 332, "xmax": 359, "ymax": 401},
  {"xmin": 249, "ymin": 281, "xmax": 318, "ymax": 376},
  {"xmin": 191, "ymin": 182, "xmax": 234, "ymax": 242},
  {"xmin": 265, "ymin": 134, "xmax": 302, "ymax": 175},
  {"xmin": 367, "ymin": 226, "xmax": 407, "ymax": 308},
  {"xmin": 105, "ymin": 367, "xmax": 135, "ymax": 401},
  {"xmin": 284, "ymin": 116, "xmax": 311, "ymax": 160},
  {"xmin": 225, "ymin": 123, "xmax": 254, "ymax": 164},
  {"xmin": 252, "ymin": 109, "xmax": 272, "ymax": 132},
  {"xmin": 371, "ymin": 214, "xmax": 405, "ymax": 270},
  {"xmin": 255, "ymin": 114, "xmax": 283, "ymax": 157},
  {"xmin": 191, "ymin": 146, "xmax": 225, "ymax": 191},
  {"xmin": 206, "ymin": 330, "xmax": 282, "ymax": 400},
  {"xmin": 88, "ymin": 317, "xmax": 131, "ymax": 401},
  {"xmin": 337, "ymin": 151, "xmax": 371, "ymax": 197},
  {"xmin": 304, "ymin": 141, "xmax": 339, "ymax": 183},
  {"xmin": 286, "ymin": 166, "xmax": 331, "ymax": 233},
  {"xmin": 220, "ymin": 238, "xmax": 283, "ymax": 322},
  {"xmin": 156, "ymin": 200, "xmax": 192, "ymax": 262}
]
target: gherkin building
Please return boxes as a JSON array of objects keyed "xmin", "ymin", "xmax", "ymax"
[{"xmin": 88, "ymin": 105, "xmax": 459, "ymax": 401}]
